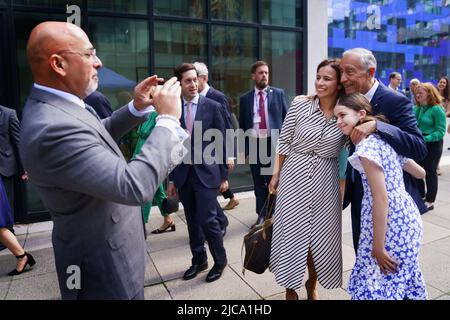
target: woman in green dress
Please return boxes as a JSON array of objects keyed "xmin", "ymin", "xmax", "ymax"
[{"xmin": 132, "ymin": 112, "xmax": 176, "ymax": 234}]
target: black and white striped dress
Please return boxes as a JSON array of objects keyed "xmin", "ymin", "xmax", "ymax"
[{"xmin": 269, "ymin": 96, "xmax": 346, "ymax": 290}]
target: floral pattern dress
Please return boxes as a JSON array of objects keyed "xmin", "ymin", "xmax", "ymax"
[{"xmin": 347, "ymin": 134, "xmax": 427, "ymax": 300}]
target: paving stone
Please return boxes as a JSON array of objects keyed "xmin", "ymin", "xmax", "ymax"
[
  {"xmin": 144, "ymin": 283, "xmax": 172, "ymax": 300},
  {"xmin": 0, "ymin": 281, "xmax": 10, "ymax": 299},
  {"xmin": 28, "ymin": 221, "xmax": 53, "ymax": 234},
  {"xmin": 419, "ymin": 246, "xmax": 450, "ymax": 294},
  {"xmin": 5, "ymin": 272, "xmax": 60, "ymax": 300},
  {"xmin": 23, "ymin": 232, "xmax": 53, "ymax": 252},
  {"xmin": 165, "ymin": 266, "xmax": 260, "ymax": 300},
  {"xmin": 144, "ymin": 253, "xmax": 163, "ymax": 286},
  {"xmin": 421, "ymin": 220, "xmax": 450, "ymax": 244}
]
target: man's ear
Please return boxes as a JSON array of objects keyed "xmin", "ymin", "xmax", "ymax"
[
  {"xmin": 367, "ymin": 67, "xmax": 376, "ymax": 77},
  {"xmin": 49, "ymin": 54, "xmax": 66, "ymax": 76},
  {"xmin": 251, "ymin": 73, "xmax": 255, "ymax": 81}
]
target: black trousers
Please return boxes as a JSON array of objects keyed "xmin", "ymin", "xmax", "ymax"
[
  {"xmin": 179, "ymin": 168, "xmax": 227, "ymax": 266},
  {"xmin": 248, "ymin": 137, "xmax": 273, "ymax": 216},
  {"xmin": 418, "ymin": 140, "xmax": 443, "ymax": 203}
]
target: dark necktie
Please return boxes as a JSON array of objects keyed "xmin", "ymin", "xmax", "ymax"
[
  {"xmin": 85, "ymin": 104, "xmax": 101, "ymax": 121},
  {"xmin": 258, "ymin": 91, "xmax": 267, "ymax": 130}
]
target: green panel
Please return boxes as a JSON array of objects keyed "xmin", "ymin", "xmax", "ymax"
[
  {"xmin": 211, "ymin": 0, "xmax": 256, "ymax": 23},
  {"xmin": 262, "ymin": 30, "xmax": 303, "ymax": 103},
  {"xmin": 14, "ymin": 0, "xmax": 82, "ymax": 8},
  {"xmin": 154, "ymin": 21, "xmax": 207, "ymax": 80},
  {"xmin": 211, "ymin": 25, "xmax": 257, "ymax": 115},
  {"xmin": 88, "ymin": 0, "xmax": 147, "ymax": 14},
  {"xmin": 262, "ymin": 0, "xmax": 303, "ymax": 27},
  {"xmin": 89, "ymin": 17, "xmax": 149, "ymax": 161},
  {"xmin": 154, "ymin": 0, "xmax": 206, "ymax": 18}
]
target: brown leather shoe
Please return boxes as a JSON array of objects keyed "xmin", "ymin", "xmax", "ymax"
[{"xmin": 222, "ymin": 198, "xmax": 239, "ymax": 210}]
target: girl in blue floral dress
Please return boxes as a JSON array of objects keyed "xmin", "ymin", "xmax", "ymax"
[{"xmin": 334, "ymin": 93, "xmax": 427, "ymax": 300}]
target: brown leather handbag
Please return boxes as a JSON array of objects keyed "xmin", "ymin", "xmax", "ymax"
[{"xmin": 242, "ymin": 193, "xmax": 276, "ymax": 275}]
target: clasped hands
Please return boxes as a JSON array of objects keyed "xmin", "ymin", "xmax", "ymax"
[{"xmin": 132, "ymin": 75, "xmax": 182, "ymax": 119}]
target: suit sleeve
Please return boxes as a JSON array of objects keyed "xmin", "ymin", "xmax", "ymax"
[
  {"xmin": 213, "ymin": 104, "xmax": 229, "ymax": 182},
  {"xmin": 26, "ymin": 119, "xmax": 185, "ymax": 206},
  {"xmin": 279, "ymin": 89, "xmax": 289, "ymax": 122},
  {"xmin": 9, "ymin": 110, "xmax": 24, "ymax": 174},
  {"xmin": 376, "ymin": 95, "xmax": 427, "ymax": 162},
  {"xmin": 239, "ymin": 95, "xmax": 247, "ymax": 130}
]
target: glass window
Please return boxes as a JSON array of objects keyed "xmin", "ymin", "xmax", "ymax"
[
  {"xmin": 154, "ymin": 21, "xmax": 207, "ymax": 79},
  {"xmin": 211, "ymin": 0, "xmax": 256, "ymax": 23},
  {"xmin": 262, "ymin": 0, "xmax": 303, "ymax": 27},
  {"xmin": 211, "ymin": 25, "xmax": 257, "ymax": 115},
  {"xmin": 211, "ymin": 25, "xmax": 258, "ymax": 191},
  {"xmin": 0, "ymin": 1, "xmax": 6, "ymax": 7},
  {"xmin": 262, "ymin": 30, "xmax": 302, "ymax": 103},
  {"xmin": 88, "ymin": 0, "xmax": 147, "ymax": 14},
  {"xmin": 154, "ymin": 0, "xmax": 206, "ymax": 18},
  {"xmin": 89, "ymin": 17, "xmax": 149, "ymax": 160},
  {"xmin": 13, "ymin": 0, "xmax": 82, "ymax": 8}
]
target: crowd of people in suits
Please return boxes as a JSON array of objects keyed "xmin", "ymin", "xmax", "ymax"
[{"xmin": 1, "ymin": 20, "xmax": 450, "ymax": 300}]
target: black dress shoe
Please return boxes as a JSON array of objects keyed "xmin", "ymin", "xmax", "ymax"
[
  {"xmin": 183, "ymin": 262, "xmax": 208, "ymax": 280},
  {"xmin": 206, "ymin": 263, "xmax": 226, "ymax": 283}
]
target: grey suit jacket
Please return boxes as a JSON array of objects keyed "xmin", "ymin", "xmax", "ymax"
[
  {"xmin": 19, "ymin": 87, "xmax": 185, "ymax": 300},
  {"xmin": 0, "ymin": 105, "xmax": 23, "ymax": 177}
]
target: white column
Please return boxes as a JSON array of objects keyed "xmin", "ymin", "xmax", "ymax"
[{"xmin": 307, "ymin": 0, "xmax": 329, "ymax": 95}]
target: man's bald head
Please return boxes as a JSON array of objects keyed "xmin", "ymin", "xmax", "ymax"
[
  {"xmin": 27, "ymin": 21, "xmax": 102, "ymax": 98},
  {"xmin": 27, "ymin": 22, "xmax": 86, "ymax": 74}
]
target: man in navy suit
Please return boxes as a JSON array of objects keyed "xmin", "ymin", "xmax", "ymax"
[
  {"xmin": 340, "ymin": 48, "xmax": 427, "ymax": 251},
  {"xmin": 194, "ymin": 62, "xmax": 240, "ymax": 216},
  {"xmin": 239, "ymin": 61, "xmax": 288, "ymax": 227},
  {"xmin": 84, "ymin": 91, "xmax": 113, "ymax": 119},
  {"xmin": 167, "ymin": 63, "xmax": 228, "ymax": 283}
]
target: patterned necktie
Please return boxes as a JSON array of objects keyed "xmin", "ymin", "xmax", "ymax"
[
  {"xmin": 85, "ymin": 104, "xmax": 101, "ymax": 121},
  {"xmin": 185, "ymin": 101, "xmax": 193, "ymax": 134},
  {"xmin": 258, "ymin": 91, "xmax": 267, "ymax": 130}
]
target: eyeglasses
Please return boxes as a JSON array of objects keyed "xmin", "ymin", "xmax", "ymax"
[{"xmin": 57, "ymin": 48, "xmax": 99, "ymax": 61}]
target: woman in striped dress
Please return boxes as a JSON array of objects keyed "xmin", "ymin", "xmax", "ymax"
[{"xmin": 268, "ymin": 59, "xmax": 347, "ymax": 300}]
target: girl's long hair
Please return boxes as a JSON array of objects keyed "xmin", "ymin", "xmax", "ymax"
[{"xmin": 337, "ymin": 93, "xmax": 389, "ymax": 124}]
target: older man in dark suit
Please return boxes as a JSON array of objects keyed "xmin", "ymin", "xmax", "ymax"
[
  {"xmin": 340, "ymin": 48, "xmax": 427, "ymax": 251},
  {"xmin": 167, "ymin": 63, "xmax": 228, "ymax": 283},
  {"xmin": 239, "ymin": 61, "xmax": 288, "ymax": 227},
  {"xmin": 84, "ymin": 90, "xmax": 113, "ymax": 119}
]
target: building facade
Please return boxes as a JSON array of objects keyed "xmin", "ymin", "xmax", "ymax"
[
  {"xmin": 0, "ymin": 0, "xmax": 324, "ymax": 222},
  {"xmin": 328, "ymin": 0, "xmax": 450, "ymax": 91}
]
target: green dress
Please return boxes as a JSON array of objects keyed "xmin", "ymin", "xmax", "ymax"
[{"xmin": 132, "ymin": 112, "xmax": 168, "ymax": 223}]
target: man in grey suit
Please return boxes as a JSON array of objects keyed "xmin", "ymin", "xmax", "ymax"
[
  {"xmin": 0, "ymin": 105, "xmax": 27, "ymax": 213},
  {"xmin": 20, "ymin": 21, "xmax": 187, "ymax": 300}
]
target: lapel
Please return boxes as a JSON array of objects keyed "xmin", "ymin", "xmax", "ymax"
[
  {"xmin": 247, "ymin": 89, "xmax": 255, "ymax": 121},
  {"xmin": 180, "ymin": 97, "xmax": 187, "ymax": 129},
  {"xmin": 195, "ymin": 95, "xmax": 205, "ymax": 123},
  {"xmin": 29, "ymin": 87, "xmax": 124, "ymax": 158},
  {"xmin": 370, "ymin": 82, "xmax": 386, "ymax": 114}
]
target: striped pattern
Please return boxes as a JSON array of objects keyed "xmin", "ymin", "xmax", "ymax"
[{"xmin": 269, "ymin": 96, "xmax": 346, "ymax": 290}]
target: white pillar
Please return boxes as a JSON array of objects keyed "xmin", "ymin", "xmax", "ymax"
[{"xmin": 307, "ymin": 0, "xmax": 328, "ymax": 95}]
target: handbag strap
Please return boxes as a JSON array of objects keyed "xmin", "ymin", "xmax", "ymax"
[{"xmin": 263, "ymin": 192, "xmax": 276, "ymax": 220}]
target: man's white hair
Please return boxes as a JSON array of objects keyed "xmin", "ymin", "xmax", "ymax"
[
  {"xmin": 343, "ymin": 48, "xmax": 377, "ymax": 72},
  {"xmin": 193, "ymin": 62, "xmax": 209, "ymax": 77},
  {"xmin": 409, "ymin": 78, "xmax": 420, "ymax": 85}
]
